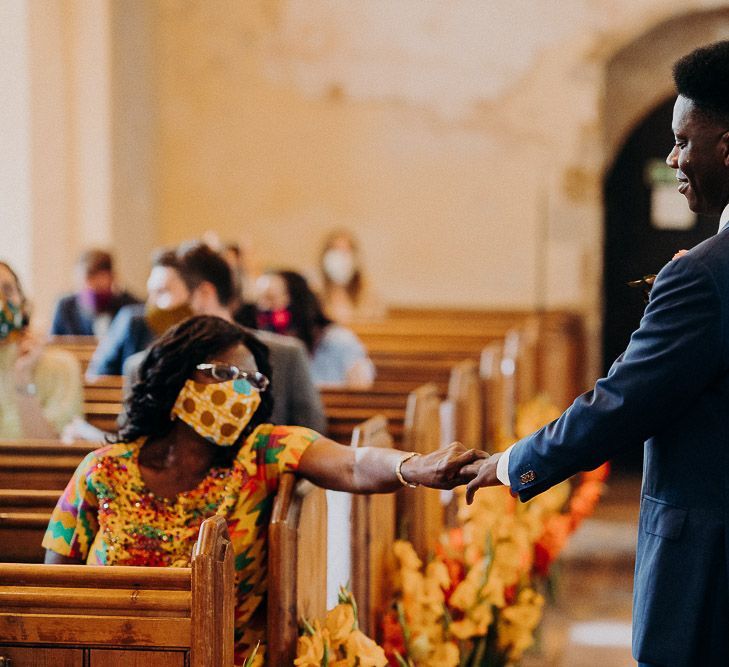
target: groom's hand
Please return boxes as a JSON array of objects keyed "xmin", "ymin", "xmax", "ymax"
[{"xmin": 465, "ymin": 452, "xmax": 503, "ymax": 505}]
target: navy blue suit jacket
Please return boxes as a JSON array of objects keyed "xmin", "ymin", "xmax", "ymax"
[
  {"xmin": 86, "ymin": 304, "xmax": 154, "ymax": 376},
  {"xmin": 50, "ymin": 291, "xmax": 139, "ymax": 336},
  {"xmin": 508, "ymin": 228, "xmax": 729, "ymax": 666}
]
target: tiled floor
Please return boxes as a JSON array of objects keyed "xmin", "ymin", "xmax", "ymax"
[{"xmin": 522, "ymin": 473, "xmax": 641, "ymax": 667}]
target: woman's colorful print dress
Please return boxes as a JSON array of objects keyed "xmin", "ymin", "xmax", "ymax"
[{"xmin": 42, "ymin": 424, "xmax": 320, "ymax": 665}]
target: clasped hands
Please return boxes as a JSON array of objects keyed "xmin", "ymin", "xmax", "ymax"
[{"xmin": 400, "ymin": 442, "xmax": 503, "ymax": 503}]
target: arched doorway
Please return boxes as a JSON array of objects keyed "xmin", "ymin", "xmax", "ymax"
[{"xmin": 602, "ymin": 96, "xmax": 720, "ymax": 470}]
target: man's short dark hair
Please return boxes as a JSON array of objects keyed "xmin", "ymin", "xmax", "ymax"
[
  {"xmin": 673, "ymin": 40, "xmax": 729, "ymax": 123},
  {"xmin": 176, "ymin": 241, "xmax": 234, "ymax": 306},
  {"xmin": 78, "ymin": 249, "xmax": 113, "ymax": 277},
  {"xmin": 150, "ymin": 247, "xmax": 182, "ymax": 272}
]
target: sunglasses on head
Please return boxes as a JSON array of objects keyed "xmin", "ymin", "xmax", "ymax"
[{"xmin": 195, "ymin": 363, "xmax": 270, "ymax": 391}]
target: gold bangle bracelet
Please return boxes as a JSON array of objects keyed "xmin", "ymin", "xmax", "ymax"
[{"xmin": 395, "ymin": 452, "xmax": 419, "ymax": 488}]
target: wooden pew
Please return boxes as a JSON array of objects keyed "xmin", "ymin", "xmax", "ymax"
[
  {"xmin": 83, "ymin": 375, "xmax": 124, "ymax": 432},
  {"xmin": 0, "ymin": 514, "xmax": 235, "ymax": 667},
  {"xmin": 0, "ymin": 440, "xmax": 96, "ymax": 563},
  {"xmin": 48, "ymin": 335, "xmax": 98, "ymax": 374},
  {"xmin": 480, "ymin": 342, "xmax": 506, "ymax": 448},
  {"xmin": 267, "ymin": 475, "xmax": 328, "ymax": 667},
  {"xmin": 447, "ymin": 359, "xmax": 483, "ymax": 450},
  {"xmin": 324, "ymin": 415, "xmax": 396, "ymax": 639},
  {"xmin": 354, "ymin": 308, "xmax": 585, "ymax": 407},
  {"xmin": 322, "ymin": 385, "xmax": 411, "ymax": 447},
  {"xmin": 399, "ymin": 385, "xmax": 445, "ymax": 560},
  {"xmin": 0, "ymin": 440, "xmax": 95, "ymax": 490}
]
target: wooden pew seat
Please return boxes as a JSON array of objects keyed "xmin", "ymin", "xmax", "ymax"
[{"xmin": 0, "ymin": 515, "xmax": 235, "ymax": 667}]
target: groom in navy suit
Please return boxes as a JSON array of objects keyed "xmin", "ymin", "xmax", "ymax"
[{"xmin": 466, "ymin": 41, "xmax": 729, "ymax": 666}]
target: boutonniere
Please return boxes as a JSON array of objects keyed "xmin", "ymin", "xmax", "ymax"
[
  {"xmin": 627, "ymin": 249, "xmax": 688, "ymax": 303},
  {"xmin": 627, "ymin": 275, "xmax": 656, "ymax": 303}
]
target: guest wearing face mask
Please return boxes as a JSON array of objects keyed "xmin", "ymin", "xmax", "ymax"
[
  {"xmin": 43, "ymin": 315, "xmax": 486, "ymax": 664},
  {"xmin": 318, "ymin": 229, "xmax": 386, "ymax": 325},
  {"xmin": 0, "ymin": 261, "xmax": 82, "ymax": 438},
  {"xmin": 86, "ymin": 249, "xmax": 193, "ymax": 378},
  {"xmin": 50, "ymin": 249, "xmax": 140, "ymax": 337},
  {"xmin": 256, "ymin": 270, "xmax": 376, "ymax": 389}
]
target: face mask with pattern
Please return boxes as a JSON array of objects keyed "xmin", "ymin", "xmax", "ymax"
[
  {"xmin": 0, "ymin": 299, "xmax": 26, "ymax": 343},
  {"xmin": 170, "ymin": 377, "xmax": 261, "ymax": 446}
]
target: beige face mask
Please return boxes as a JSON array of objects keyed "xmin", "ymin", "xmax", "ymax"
[
  {"xmin": 144, "ymin": 303, "xmax": 194, "ymax": 336},
  {"xmin": 170, "ymin": 378, "xmax": 261, "ymax": 446}
]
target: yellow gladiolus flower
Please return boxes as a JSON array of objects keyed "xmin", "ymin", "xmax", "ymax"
[
  {"xmin": 448, "ymin": 617, "xmax": 479, "ymax": 640},
  {"xmin": 449, "ymin": 576, "xmax": 479, "ymax": 611},
  {"xmin": 345, "ymin": 629, "xmax": 389, "ymax": 667},
  {"xmin": 325, "ymin": 603, "xmax": 355, "ymax": 648},
  {"xmin": 471, "ymin": 601, "xmax": 495, "ymax": 634},
  {"xmin": 393, "ymin": 540, "xmax": 423, "ymax": 571},
  {"xmin": 425, "ymin": 641, "xmax": 460, "ymax": 667},
  {"xmin": 294, "ymin": 627, "xmax": 328, "ymax": 666}
]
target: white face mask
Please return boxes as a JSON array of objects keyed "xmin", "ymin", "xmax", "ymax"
[{"xmin": 323, "ymin": 249, "xmax": 356, "ymax": 285}]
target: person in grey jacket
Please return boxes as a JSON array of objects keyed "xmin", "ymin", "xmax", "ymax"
[{"xmin": 164, "ymin": 241, "xmax": 326, "ymax": 432}]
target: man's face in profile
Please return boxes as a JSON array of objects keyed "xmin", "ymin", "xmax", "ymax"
[{"xmin": 666, "ymin": 95, "xmax": 729, "ymax": 215}]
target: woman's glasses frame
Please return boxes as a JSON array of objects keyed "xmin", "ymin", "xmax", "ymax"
[{"xmin": 195, "ymin": 363, "xmax": 270, "ymax": 392}]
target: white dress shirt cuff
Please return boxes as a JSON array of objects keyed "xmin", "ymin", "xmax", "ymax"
[{"xmin": 496, "ymin": 444, "xmax": 514, "ymax": 486}]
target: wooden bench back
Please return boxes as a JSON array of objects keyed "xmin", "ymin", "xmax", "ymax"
[
  {"xmin": 399, "ymin": 385, "xmax": 444, "ymax": 560},
  {"xmin": 0, "ymin": 515, "xmax": 234, "ymax": 667},
  {"xmin": 324, "ymin": 415, "xmax": 396, "ymax": 640},
  {"xmin": 480, "ymin": 342, "xmax": 505, "ymax": 448},
  {"xmin": 0, "ymin": 440, "xmax": 95, "ymax": 490},
  {"xmin": 448, "ymin": 359, "xmax": 483, "ymax": 450},
  {"xmin": 267, "ymin": 475, "xmax": 327, "ymax": 667},
  {"xmin": 48, "ymin": 335, "xmax": 98, "ymax": 374}
]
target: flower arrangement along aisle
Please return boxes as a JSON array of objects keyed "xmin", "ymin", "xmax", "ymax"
[
  {"xmin": 381, "ymin": 396, "xmax": 610, "ymax": 667},
  {"xmin": 295, "ymin": 586, "xmax": 389, "ymax": 667}
]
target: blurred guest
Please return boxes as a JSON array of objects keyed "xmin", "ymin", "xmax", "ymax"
[
  {"xmin": 43, "ymin": 314, "xmax": 484, "ymax": 664},
  {"xmin": 0, "ymin": 262, "xmax": 82, "ymax": 438},
  {"xmin": 50, "ymin": 249, "xmax": 139, "ymax": 337},
  {"xmin": 221, "ymin": 242, "xmax": 257, "ymax": 329},
  {"xmin": 318, "ymin": 229, "xmax": 386, "ymax": 325},
  {"xmin": 257, "ymin": 270, "xmax": 375, "ymax": 388},
  {"xmin": 86, "ymin": 249, "xmax": 191, "ymax": 378},
  {"xmin": 174, "ymin": 243, "xmax": 327, "ymax": 431}
]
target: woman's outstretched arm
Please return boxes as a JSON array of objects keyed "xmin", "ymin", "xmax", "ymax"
[{"xmin": 296, "ymin": 437, "xmax": 488, "ymax": 494}]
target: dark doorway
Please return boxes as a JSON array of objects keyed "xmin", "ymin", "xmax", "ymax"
[{"xmin": 603, "ymin": 96, "xmax": 720, "ymax": 471}]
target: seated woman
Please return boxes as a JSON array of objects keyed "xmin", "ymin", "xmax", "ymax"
[
  {"xmin": 256, "ymin": 270, "xmax": 375, "ymax": 388},
  {"xmin": 43, "ymin": 315, "xmax": 484, "ymax": 664},
  {"xmin": 317, "ymin": 229, "xmax": 386, "ymax": 325},
  {"xmin": 0, "ymin": 261, "xmax": 82, "ymax": 438}
]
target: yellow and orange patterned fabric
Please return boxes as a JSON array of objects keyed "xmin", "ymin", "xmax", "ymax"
[{"xmin": 42, "ymin": 423, "xmax": 320, "ymax": 665}]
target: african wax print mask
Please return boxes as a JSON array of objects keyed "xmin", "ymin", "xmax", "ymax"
[
  {"xmin": 171, "ymin": 377, "xmax": 261, "ymax": 446},
  {"xmin": 0, "ymin": 299, "xmax": 26, "ymax": 343}
]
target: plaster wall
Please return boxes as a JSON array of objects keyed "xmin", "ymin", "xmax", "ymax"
[
  {"xmin": 4, "ymin": 0, "xmax": 729, "ymax": 374},
  {"xmin": 149, "ymin": 0, "xmax": 729, "ymax": 378}
]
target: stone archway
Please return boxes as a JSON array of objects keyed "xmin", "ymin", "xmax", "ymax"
[{"xmin": 602, "ymin": 7, "xmax": 729, "ymax": 169}]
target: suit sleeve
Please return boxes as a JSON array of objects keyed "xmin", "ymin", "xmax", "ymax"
[
  {"xmin": 509, "ymin": 254, "xmax": 726, "ymax": 501},
  {"xmin": 87, "ymin": 308, "xmax": 133, "ymax": 376},
  {"xmin": 49, "ymin": 298, "xmax": 70, "ymax": 336}
]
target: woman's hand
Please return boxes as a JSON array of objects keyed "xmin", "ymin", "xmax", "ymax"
[
  {"xmin": 400, "ymin": 441, "xmax": 489, "ymax": 489},
  {"xmin": 13, "ymin": 330, "xmax": 45, "ymax": 387}
]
